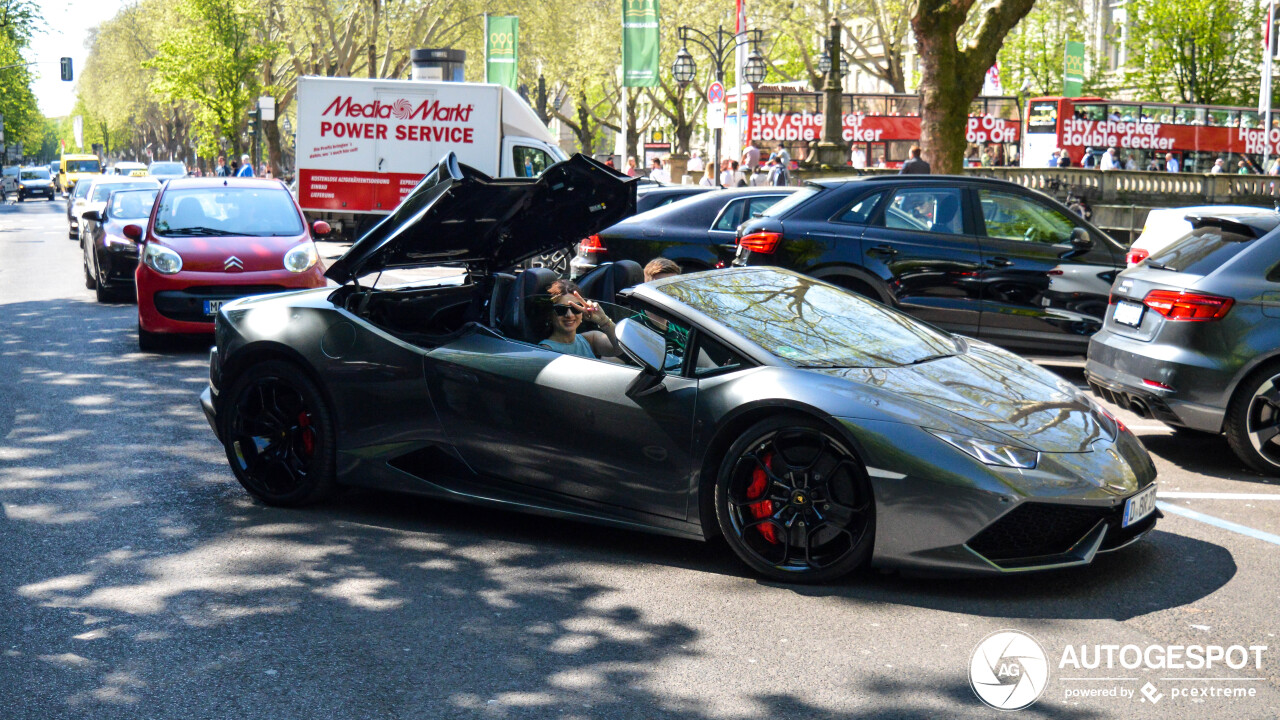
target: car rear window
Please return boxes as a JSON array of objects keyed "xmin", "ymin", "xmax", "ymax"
[
  {"xmin": 1146, "ymin": 226, "xmax": 1259, "ymax": 274},
  {"xmin": 760, "ymin": 185, "xmax": 822, "ymax": 217},
  {"xmin": 92, "ymin": 181, "xmax": 157, "ymax": 202}
]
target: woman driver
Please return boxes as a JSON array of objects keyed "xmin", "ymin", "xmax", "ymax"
[{"xmin": 539, "ymin": 279, "xmax": 620, "ymax": 359}]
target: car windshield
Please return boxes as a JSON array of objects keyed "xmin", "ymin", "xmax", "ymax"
[
  {"xmin": 658, "ymin": 270, "xmax": 958, "ymax": 368},
  {"xmin": 21, "ymin": 169, "xmax": 49, "ymax": 180},
  {"xmin": 151, "ymin": 162, "xmax": 184, "ymax": 175},
  {"xmin": 1146, "ymin": 224, "xmax": 1264, "ymax": 274},
  {"xmin": 108, "ymin": 189, "xmax": 158, "ymax": 220},
  {"xmin": 760, "ymin": 185, "xmax": 822, "ymax": 217},
  {"xmin": 153, "ymin": 187, "xmax": 304, "ymax": 237},
  {"xmin": 66, "ymin": 159, "xmax": 101, "ymax": 173},
  {"xmin": 92, "ymin": 181, "xmax": 156, "ymax": 202}
]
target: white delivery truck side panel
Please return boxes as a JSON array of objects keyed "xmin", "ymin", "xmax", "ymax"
[{"xmin": 295, "ymin": 76, "xmax": 564, "ymax": 216}]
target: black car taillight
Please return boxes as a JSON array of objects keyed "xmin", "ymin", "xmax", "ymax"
[
  {"xmin": 1143, "ymin": 289, "xmax": 1234, "ymax": 321},
  {"xmin": 738, "ymin": 231, "xmax": 781, "ymax": 254}
]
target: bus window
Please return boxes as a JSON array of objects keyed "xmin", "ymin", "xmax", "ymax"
[
  {"xmin": 868, "ymin": 142, "xmax": 887, "ymax": 167},
  {"xmin": 1075, "ymin": 104, "xmax": 1106, "ymax": 121},
  {"xmin": 969, "ymin": 100, "xmax": 984, "ymax": 117},
  {"xmin": 1208, "ymin": 109, "xmax": 1231, "ymax": 127},
  {"xmin": 1107, "ymin": 104, "xmax": 1136, "ymax": 121},
  {"xmin": 1241, "ymin": 111, "xmax": 1260, "ymax": 129},
  {"xmin": 756, "ymin": 95, "xmax": 782, "ymax": 113},
  {"xmin": 1189, "ymin": 108, "xmax": 1207, "ymax": 125},
  {"xmin": 986, "ymin": 98, "xmax": 1017, "ymax": 119},
  {"xmin": 854, "ymin": 96, "xmax": 886, "ymax": 115},
  {"xmin": 887, "ymin": 140, "xmax": 914, "ymax": 163},
  {"xmin": 890, "ymin": 95, "xmax": 919, "ymax": 116},
  {"xmin": 1027, "ymin": 101, "xmax": 1058, "ymax": 132},
  {"xmin": 1184, "ymin": 151, "xmax": 1214, "ymax": 173}
]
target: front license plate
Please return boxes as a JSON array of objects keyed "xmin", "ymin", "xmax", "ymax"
[
  {"xmin": 204, "ymin": 300, "xmax": 225, "ymax": 316},
  {"xmin": 1122, "ymin": 484, "xmax": 1157, "ymax": 528},
  {"xmin": 1113, "ymin": 300, "xmax": 1145, "ymax": 327}
]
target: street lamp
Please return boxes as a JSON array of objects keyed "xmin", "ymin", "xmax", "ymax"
[
  {"xmin": 814, "ymin": 18, "xmax": 849, "ymax": 168},
  {"xmin": 673, "ymin": 25, "xmax": 764, "ymax": 186}
]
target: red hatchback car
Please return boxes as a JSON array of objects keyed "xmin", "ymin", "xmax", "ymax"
[{"xmin": 130, "ymin": 178, "xmax": 328, "ymax": 350}]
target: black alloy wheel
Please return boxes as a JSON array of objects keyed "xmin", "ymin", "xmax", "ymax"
[
  {"xmin": 715, "ymin": 416, "xmax": 874, "ymax": 582},
  {"xmin": 1226, "ymin": 366, "xmax": 1280, "ymax": 476},
  {"xmin": 221, "ymin": 360, "xmax": 336, "ymax": 506}
]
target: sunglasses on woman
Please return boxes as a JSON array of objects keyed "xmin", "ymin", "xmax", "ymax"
[{"xmin": 553, "ymin": 304, "xmax": 584, "ymax": 317}]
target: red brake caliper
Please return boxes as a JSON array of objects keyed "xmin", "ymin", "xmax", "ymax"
[
  {"xmin": 297, "ymin": 412, "xmax": 315, "ymax": 456},
  {"xmin": 746, "ymin": 453, "xmax": 779, "ymax": 544}
]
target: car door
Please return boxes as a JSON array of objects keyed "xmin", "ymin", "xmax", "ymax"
[
  {"xmin": 859, "ymin": 185, "xmax": 985, "ymax": 335},
  {"xmin": 972, "ymin": 187, "xmax": 1119, "ymax": 350},
  {"xmin": 424, "ymin": 304, "xmax": 697, "ymax": 519}
]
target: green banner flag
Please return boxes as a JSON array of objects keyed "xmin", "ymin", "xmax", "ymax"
[
  {"xmin": 622, "ymin": 0, "xmax": 660, "ymax": 87},
  {"xmin": 1063, "ymin": 40, "xmax": 1085, "ymax": 98},
  {"xmin": 485, "ymin": 15, "xmax": 519, "ymax": 90}
]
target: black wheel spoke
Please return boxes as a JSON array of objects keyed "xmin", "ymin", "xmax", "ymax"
[{"xmin": 1252, "ymin": 421, "xmax": 1280, "ymax": 446}]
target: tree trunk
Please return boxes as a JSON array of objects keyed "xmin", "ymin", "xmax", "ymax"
[
  {"xmin": 264, "ymin": 118, "xmax": 281, "ymax": 177},
  {"xmin": 574, "ymin": 91, "xmax": 595, "ymax": 153},
  {"xmin": 368, "ymin": 0, "xmax": 379, "ymax": 79}
]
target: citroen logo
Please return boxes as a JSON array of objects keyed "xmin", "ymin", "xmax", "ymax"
[{"xmin": 224, "ymin": 256, "xmax": 243, "ymax": 271}]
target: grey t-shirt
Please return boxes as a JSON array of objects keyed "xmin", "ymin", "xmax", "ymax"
[{"xmin": 539, "ymin": 335, "xmax": 595, "ymax": 358}]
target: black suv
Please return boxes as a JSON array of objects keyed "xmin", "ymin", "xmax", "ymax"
[{"xmin": 733, "ymin": 175, "xmax": 1126, "ymax": 354}]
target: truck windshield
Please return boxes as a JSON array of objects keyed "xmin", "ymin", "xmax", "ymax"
[
  {"xmin": 153, "ymin": 187, "xmax": 304, "ymax": 237},
  {"xmin": 65, "ymin": 159, "xmax": 101, "ymax": 173}
]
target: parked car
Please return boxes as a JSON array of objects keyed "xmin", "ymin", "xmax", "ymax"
[
  {"xmin": 529, "ymin": 185, "xmax": 711, "ymax": 275},
  {"xmin": 1125, "ymin": 205, "xmax": 1276, "ymax": 266},
  {"xmin": 197, "ymin": 153, "xmax": 1159, "ymax": 584},
  {"xmin": 65, "ymin": 179, "xmax": 95, "ymax": 238},
  {"xmin": 1086, "ymin": 210, "xmax": 1280, "ymax": 474},
  {"xmin": 732, "ymin": 175, "xmax": 1127, "ymax": 355},
  {"xmin": 72, "ymin": 176, "xmax": 161, "ymax": 242},
  {"xmin": 108, "ymin": 161, "xmax": 149, "ymax": 177},
  {"xmin": 134, "ymin": 177, "xmax": 329, "ymax": 351},
  {"xmin": 80, "ymin": 187, "xmax": 160, "ymax": 302},
  {"xmin": 569, "ymin": 186, "xmax": 794, "ymax": 278},
  {"xmin": 148, "ymin": 161, "xmax": 187, "ymax": 181},
  {"xmin": 16, "ymin": 166, "xmax": 56, "ymax": 201},
  {"xmin": 1, "ymin": 165, "xmax": 18, "ymax": 197}
]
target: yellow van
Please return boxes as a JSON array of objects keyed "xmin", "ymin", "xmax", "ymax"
[{"xmin": 59, "ymin": 154, "xmax": 102, "ymax": 195}]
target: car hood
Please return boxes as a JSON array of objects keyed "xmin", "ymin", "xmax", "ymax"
[
  {"xmin": 325, "ymin": 153, "xmax": 636, "ymax": 284},
  {"xmin": 810, "ymin": 343, "xmax": 1108, "ymax": 453}
]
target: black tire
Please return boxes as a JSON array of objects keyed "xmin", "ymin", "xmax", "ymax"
[
  {"xmin": 137, "ymin": 322, "xmax": 168, "ymax": 352},
  {"xmin": 220, "ymin": 360, "xmax": 336, "ymax": 506},
  {"xmin": 1224, "ymin": 364, "xmax": 1280, "ymax": 475},
  {"xmin": 83, "ymin": 259, "xmax": 97, "ymax": 290},
  {"xmin": 714, "ymin": 415, "xmax": 874, "ymax": 583}
]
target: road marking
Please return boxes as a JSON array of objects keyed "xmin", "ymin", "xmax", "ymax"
[
  {"xmin": 1159, "ymin": 492, "xmax": 1280, "ymax": 500},
  {"xmin": 1157, "ymin": 502, "xmax": 1280, "ymax": 546}
]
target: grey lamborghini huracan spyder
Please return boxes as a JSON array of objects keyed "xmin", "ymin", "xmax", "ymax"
[{"xmin": 199, "ymin": 153, "xmax": 1159, "ymax": 583}]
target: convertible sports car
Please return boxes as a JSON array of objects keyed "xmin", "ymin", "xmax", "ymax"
[{"xmin": 199, "ymin": 154, "xmax": 1160, "ymax": 583}]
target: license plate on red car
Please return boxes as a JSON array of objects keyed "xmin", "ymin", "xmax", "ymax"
[{"xmin": 204, "ymin": 300, "xmax": 224, "ymax": 316}]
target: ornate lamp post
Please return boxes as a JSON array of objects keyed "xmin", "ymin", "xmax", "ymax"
[
  {"xmin": 813, "ymin": 18, "xmax": 849, "ymax": 168},
  {"xmin": 673, "ymin": 26, "xmax": 765, "ymax": 186}
]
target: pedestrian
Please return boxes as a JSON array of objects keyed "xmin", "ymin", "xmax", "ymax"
[
  {"xmin": 1058, "ymin": 152, "xmax": 1072, "ymax": 168},
  {"xmin": 699, "ymin": 163, "xmax": 716, "ymax": 186},
  {"xmin": 774, "ymin": 144, "xmax": 791, "ymax": 168},
  {"xmin": 650, "ymin": 158, "xmax": 670, "ymax": 184},
  {"xmin": 1081, "ymin": 147, "xmax": 1096, "ymax": 169},
  {"xmin": 851, "ymin": 146, "xmax": 867, "ymax": 169},
  {"xmin": 1124, "ymin": 154, "xmax": 1137, "ymax": 171},
  {"xmin": 1100, "ymin": 147, "xmax": 1118, "ymax": 171},
  {"xmin": 624, "ymin": 157, "xmax": 639, "ymax": 177},
  {"xmin": 1049, "ymin": 149, "xmax": 1061, "ymax": 167},
  {"xmin": 1165, "ymin": 153, "xmax": 1180, "ymax": 173},
  {"xmin": 731, "ymin": 160, "xmax": 746, "ymax": 187},
  {"xmin": 875, "ymin": 155, "xmax": 887, "ymax": 169},
  {"xmin": 979, "ymin": 148, "xmax": 991, "ymax": 167},
  {"xmin": 214, "ymin": 155, "xmax": 229, "ymax": 177},
  {"xmin": 1210, "ymin": 158, "xmax": 1225, "ymax": 174},
  {"xmin": 1269, "ymin": 158, "xmax": 1280, "ymax": 176},
  {"xmin": 1238, "ymin": 160, "xmax": 1251, "ymax": 175},
  {"xmin": 742, "ymin": 141, "xmax": 760, "ymax": 172},
  {"xmin": 236, "ymin": 154, "xmax": 254, "ymax": 177},
  {"xmin": 605, "ymin": 157, "xmax": 616, "ymax": 170},
  {"xmin": 767, "ymin": 154, "xmax": 790, "ymax": 186},
  {"xmin": 900, "ymin": 145, "xmax": 930, "ymax": 175},
  {"xmin": 1147, "ymin": 157, "xmax": 1162, "ymax": 172},
  {"xmin": 687, "ymin": 151, "xmax": 703, "ymax": 174}
]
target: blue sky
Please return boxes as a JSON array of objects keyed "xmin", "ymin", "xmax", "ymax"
[{"xmin": 29, "ymin": 0, "xmax": 128, "ymax": 117}]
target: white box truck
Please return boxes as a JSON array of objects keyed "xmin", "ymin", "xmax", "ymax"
[{"xmin": 294, "ymin": 76, "xmax": 566, "ymax": 231}]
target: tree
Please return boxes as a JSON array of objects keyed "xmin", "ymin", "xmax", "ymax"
[
  {"xmin": 998, "ymin": 0, "xmax": 1091, "ymax": 97},
  {"xmin": 912, "ymin": 0, "xmax": 1037, "ymax": 173},
  {"xmin": 145, "ymin": 0, "xmax": 276, "ymax": 160},
  {"xmin": 1123, "ymin": 0, "xmax": 1258, "ymax": 106},
  {"xmin": 0, "ymin": 0, "xmax": 43, "ymax": 152}
]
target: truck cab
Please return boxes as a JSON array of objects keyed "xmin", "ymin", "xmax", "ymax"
[{"xmin": 59, "ymin": 154, "xmax": 103, "ymax": 196}]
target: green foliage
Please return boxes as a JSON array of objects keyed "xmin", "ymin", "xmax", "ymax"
[
  {"xmin": 1123, "ymin": 0, "xmax": 1258, "ymax": 105},
  {"xmin": 998, "ymin": 0, "xmax": 1090, "ymax": 97},
  {"xmin": 145, "ymin": 0, "xmax": 276, "ymax": 159},
  {"xmin": 0, "ymin": 0, "xmax": 44, "ymax": 154}
]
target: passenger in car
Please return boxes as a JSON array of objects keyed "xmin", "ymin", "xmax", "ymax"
[
  {"xmin": 538, "ymin": 279, "xmax": 620, "ymax": 359},
  {"xmin": 644, "ymin": 258, "xmax": 681, "ymax": 282}
]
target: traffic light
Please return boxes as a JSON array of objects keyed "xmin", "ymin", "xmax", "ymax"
[
  {"xmin": 60, "ymin": 57, "xmax": 72, "ymax": 82},
  {"xmin": 247, "ymin": 108, "xmax": 258, "ymax": 135}
]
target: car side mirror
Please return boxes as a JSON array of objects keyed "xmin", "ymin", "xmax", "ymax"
[
  {"xmin": 312, "ymin": 220, "xmax": 331, "ymax": 237},
  {"xmin": 1070, "ymin": 227, "xmax": 1093, "ymax": 250},
  {"xmin": 82, "ymin": 210, "xmax": 102, "ymax": 223},
  {"xmin": 122, "ymin": 224, "xmax": 143, "ymax": 241},
  {"xmin": 615, "ymin": 318, "xmax": 667, "ymax": 397}
]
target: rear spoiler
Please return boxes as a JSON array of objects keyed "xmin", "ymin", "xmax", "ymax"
[{"xmin": 1184, "ymin": 213, "xmax": 1280, "ymax": 239}]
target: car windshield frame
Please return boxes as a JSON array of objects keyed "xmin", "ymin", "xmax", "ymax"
[
  {"xmin": 106, "ymin": 188, "xmax": 159, "ymax": 221},
  {"xmin": 152, "ymin": 186, "xmax": 305, "ymax": 238},
  {"xmin": 657, "ymin": 269, "xmax": 959, "ymax": 368},
  {"xmin": 92, "ymin": 181, "xmax": 157, "ymax": 202}
]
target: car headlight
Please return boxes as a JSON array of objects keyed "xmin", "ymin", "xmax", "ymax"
[
  {"xmin": 283, "ymin": 243, "xmax": 318, "ymax": 272},
  {"xmin": 926, "ymin": 429, "xmax": 1038, "ymax": 469},
  {"xmin": 143, "ymin": 243, "xmax": 182, "ymax": 274}
]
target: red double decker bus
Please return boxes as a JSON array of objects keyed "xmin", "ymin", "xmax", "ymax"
[
  {"xmin": 729, "ymin": 86, "xmax": 1022, "ymax": 168},
  {"xmin": 1023, "ymin": 96, "xmax": 1276, "ymax": 172}
]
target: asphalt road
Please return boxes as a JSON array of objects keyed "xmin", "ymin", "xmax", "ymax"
[{"xmin": 1, "ymin": 198, "xmax": 1278, "ymax": 719}]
